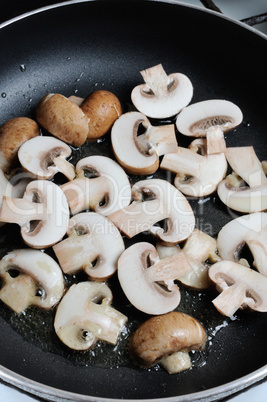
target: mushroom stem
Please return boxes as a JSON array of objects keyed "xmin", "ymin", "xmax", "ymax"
[
  {"xmin": 141, "ymin": 64, "xmax": 170, "ymax": 97},
  {"xmin": 160, "ymin": 351, "xmax": 192, "ymax": 374},
  {"xmin": 212, "ymin": 282, "xmax": 246, "ymax": 317},
  {"xmin": 145, "ymin": 124, "xmax": 178, "ymax": 156},
  {"xmin": 0, "ymin": 196, "xmax": 43, "ymax": 224},
  {"xmin": 161, "ymin": 147, "xmax": 202, "ymax": 178},
  {"xmin": 145, "ymin": 252, "xmax": 192, "ymax": 282},
  {"xmin": 53, "ymin": 156, "xmax": 76, "ymax": 180},
  {"xmin": 206, "ymin": 127, "xmax": 226, "ymax": 155}
]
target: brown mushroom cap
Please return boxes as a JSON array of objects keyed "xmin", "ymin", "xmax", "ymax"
[
  {"xmin": 129, "ymin": 311, "xmax": 206, "ymax": 368},
  {"xmin": 0, "ymin": 117, "xmax": 39, "ymax": 172},
  {"xmin": 36, "ymin": 93, "xmax": 89, "ymax": 147},
  {"xmin": 81, "ymin": 90, "xmax": 122, "ymax": 139}
]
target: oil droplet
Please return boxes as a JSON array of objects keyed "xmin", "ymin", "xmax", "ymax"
[
  {"xmin": 1, "ymin": 92, "xmax": 7, "ymax": 98},
  {"xmin": 20, "ymin": 64, "xmax": 26, "ymax": 72}
]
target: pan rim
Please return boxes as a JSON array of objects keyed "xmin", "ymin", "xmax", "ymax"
[{"xmin": 0, "ymin": 0, "xmax": 266, "ymax": 401}]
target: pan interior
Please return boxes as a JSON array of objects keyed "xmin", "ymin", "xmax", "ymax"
[{"xmin": 0, "ymin": 0, "xmax": 266, "ymax": 400}]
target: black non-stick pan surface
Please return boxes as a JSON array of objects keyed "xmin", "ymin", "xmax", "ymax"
[{"xmin": 0, "ymin": 0, "xmax": 266, "ymax": 401}]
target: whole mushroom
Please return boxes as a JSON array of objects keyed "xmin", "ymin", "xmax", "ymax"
[
  {"xmin": 80, "ymin": 90, "xmax": 122, "ymax": 140},
  {"xmin": 0, "ymin": 117, "xmax": 39, "ymax": 172},
  {"xmin": 0, "ymin": 249, "xmax": 64, "ymax": 313},
  {"xmin": 129, "ymin": 311, "xmax": 207, "ymax": 374},
  {"xmin": 36, "ymin": 93, "xmax": 89, "ymax": 147}
]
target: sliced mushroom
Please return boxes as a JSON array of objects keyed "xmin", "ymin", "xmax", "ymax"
[
  {"xmin": 209, "ymin": 260, "xmax": 267, "ymax": 317},
  {"xmin": 54, "ymin": 281, "xmax": 127, "ymax": 350},
  {"xmin": 157, "ymin": 228, "xmax": 220, "ymax": 289},
  {"xmin": 129, "ymin": 312, "xmax": 206, "ymax": 373},
  {"xmin": 176, "ymin": 99, "xmax": 243, "ymax": 137},
  {"xmin": 61, "ymin": 155, "xmax": 131, "ymax": 216},
  {"xmin": 0, "ymin": 117, "xmax": 39, "ymax": 172},
  {"xmin": 131, "ymin": 64, "xmax": 193, "ymax": 119},
  {"xmin": 111, "ymin": 111, "xmax": 177, "ymax": 175},
  {"xmin": 53, "ymin": 212, "xmax": 125, "ymax": 280},
  {"xmin": 18, "ymin": 136, "xmax": 75, "ymax": 180},
  {"xmin": 117, "ymin": 242, "xmax": 192, "ymax": 315},
  {"xmin": 160, "ymin": 144, "xmax": 227, "ymax": 197},
  {"xmin": 36, "ymin": 93, "xmax": 89, "ymax": 147},
  {"xmin": 109, "ymin": 178, "xmax": 195, "ymax": 244},
  {"xmin": 217, "ymin": 146, "xmax": 267, "ymax": 212},
  {"xmin": 0, "ymin": 249, "xmax": 64, "ymax": 313},
  {"xmin": 0, "ymin": 180, "xmax": 69, "ymax": 248},
  {"xmin": 217, "ymin": 212, "xmax": 267, "ymax": 276}
]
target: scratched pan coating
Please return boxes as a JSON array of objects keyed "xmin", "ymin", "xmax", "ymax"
[{"xmin": 0, "ymin": 1, "xmax": 266, "ymax": 400}]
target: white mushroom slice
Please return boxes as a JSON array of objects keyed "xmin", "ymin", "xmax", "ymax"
[
  {"xmin": 109, "ymin": 178, "xmax": 195, "ymax": 244},
  {"xmin": 176, "ymin": 99, "xmax": 243, "ymax": 137},
  {"xmin": 131, "ymin": 64, "xmax": 193, "ymax": 119},
  {"xmin": 217, "ymin": 212, "xmax": 267, "ymax": 276},
  {"xmin": 111, "ymin": 111, "xmax": 177, "ymax": 175},
  {"xmin": 53, "ymin": 212, "xmax": 125, "ymax": 280},
  {"xmin": 61, "ymin": 155, "xmax": 131, "ymax": 216},
  {"xmin": 18, "ymin": 136, "xmax": 75, "ymax": 180},
  {"xmin": 118, "ymin": 242, "xmax": 186, "ymax": 315},
  {"xmin": 54, "ymin": 281, "xmax": 127, "ymax": 350},
  {"xmin": 217, "ymin": 146, "xmax": 267, "ymax": 213},
  {"xmin": 0, "ymin": 249, "xmax": 64, "ymax": 313},
  {"xmin": 209, "ymin": 260, "xmax": 267, "ymax": 317},
  {"xmin": 206, "ymin": 127, "xmax": 226, "ymax": 155},
  {"xmin": 157, "ymin": 229, "xmax": 220, "ymax": 289},
  {"xmin": 0, "ymin": 180, "xmax": 69, "ymax": 248},
  {"xmin": 160, "ymin": 145, "xmax": 227, "ymax": 197}
]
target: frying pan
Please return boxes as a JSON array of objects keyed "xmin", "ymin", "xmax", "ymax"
[{"xmin": 0, "ymin": 0, "xmax": 266, "ymax": 400}]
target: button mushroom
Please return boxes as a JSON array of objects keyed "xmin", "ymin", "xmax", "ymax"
[
  {"xmin": 111, "ymin": 111, "xmax": 177, "ymax": 175},
  {"xmin": 53, "ymin": 212, "xmax": 125, "ymax": 280},
  {"xmin": 209, "ymin": 260, "xmax": 267, "ymax": 317},
  {"xmin": 0, "ymin": 179, "xmax": 69, "ymax": 248},
  {"xmin": 131, "ymin": 64, "xmax": 193, "ymax": 119},
  {"xmin": 80, "ymin": 90, "xmax": 122, "ymax": 140},
  {"xmin": 176, "ymin": 99, "xmax": 243, "ymax": 137},
  {"xmin": 108, "ymin": 178, "xmax": 195, "ymax": 244},
  {"xmin": 160, "ymin": 143, "xmax": 227, "ymax": 197},
  {"xmin": 217, "ymin": 146, "xmax": 267, "ymax": 213},
  {"xmin": 0, "ymin": 249, "xmax": 64, "ymax": 313},
  {"xmin": 61, "ymin": 155, "xmax": 131, "ymax": 216},
  {"xmin": 156, "ymin": 228, "xmax": 220, "ymax": 289},
  {"xmin": 129, "ymin": 312, "xmax": 206, "ymax": 374},
  {"xmin": 0, "ymin": 117, "xmax": 40, "ymax": 173},
  {"xmin": 36, "ymin": 93, "xmax": 89, "ymax": 147},
  {"xmin": 117, "ymin": 242, "xmax": 192, "ymax": 315},
  {"xmin": 217, "ymin": 212, "xmax": 267, "ymax": 276},
  {"xmin": 18, "ymin": 136, "xmax": 75, "ymax": 180},
  {"xmin": 54, "ymin": 281, "xmax": 127, "ymax": 350}
]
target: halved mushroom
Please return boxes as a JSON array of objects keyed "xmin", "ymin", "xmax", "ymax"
[
  {"xmin": 18, "ymin": 136, "xmax": 75, "ymax": 180},
  {"xmin": 111, "ymin": 111, "xmax": 177, "ymax": 175},
  {"xmin": 217, "ymin": 146, "xmax": 267, "ymax": 212},
  {"xmin": 36, "ymin": 93, "xmax": 89, "ymax": 147},
  {"xmin": 176, "ymin": 99, "xmax": 243, "ymax": 137},
  {"xmin": 131, "ymin": 64, "xmax": 193, "ymax": 119},
  {"xmin": 0, "ymin": 117, "xmax": 40, "ymax": 172},
  {"xmin": 129, "ymin": 312, "xmax": 206, "ymax": 374},
  {"xmin": 53, "ymin": 212, "xmax": 125, "ymax": 280},
  {"xmin": 61, "ymin": 155, "xmax": 131, "ymax": 216},
  {"xmin": 54, "ymin": 281, "xmax": 127, "ymax": 350},
  {"xmin": 217, "ymin": 212, "xmax": 267, "ymax": 276},
  {"xmin": 109, "ymin": 178, "xmax": 195, "ymax": 244},
  {"xmin": 160, "ymin": 143, "xmax": 227, "ymax": 197},
  {"xmin": 0, "ymin": 249, "xmax": 64, "ymax": 313},
  {"xmin": 156, "ymin": 228, "xmax": 220, "ymax": 289},
  {"xmin": 0, "ymin": 180, "xmax": 69, "ymax": 248},
  {"xmin": 209, "ymin": 260, "xmax": 267, "ymax": 317},
  {"xmin": 117, "ymin": 242, "xmax": 193, "ymax": 315}
]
